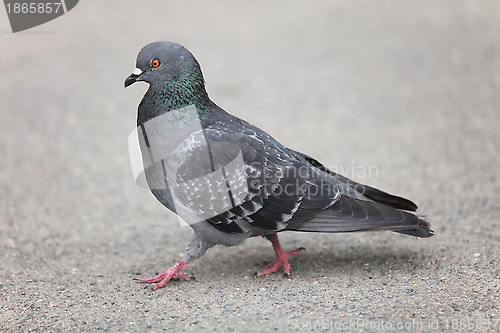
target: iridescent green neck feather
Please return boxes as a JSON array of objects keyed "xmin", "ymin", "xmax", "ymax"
[{"xmin": 137, "ymin": 66, "xmax": 213, "ymax": 125}]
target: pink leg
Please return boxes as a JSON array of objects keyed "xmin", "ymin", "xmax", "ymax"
[
  {"xmin": 256, "ymin": 234, "xmax": 304, "ymax": 277},
  {"xmin": 136, "ymin": 260, "xmax": 194, "ymax": 290}
]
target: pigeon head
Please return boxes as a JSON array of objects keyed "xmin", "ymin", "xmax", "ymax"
[
  {"xmin": 125, "ymin": 41, "xmax": 205, "ymax": 88},
  {"xmin": 125, "ymin": 41, "xmax": 213, "ymax": 114}
]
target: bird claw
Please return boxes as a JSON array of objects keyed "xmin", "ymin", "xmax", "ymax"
[
  {"xmin": 136, "ymin": 260, "xmax": 193, "ymax": 290},
  {"xmin": 255, "ymin": 246, "xmax": 305, "ymax": 277}
]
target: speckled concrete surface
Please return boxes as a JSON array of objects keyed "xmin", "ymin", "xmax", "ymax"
[{"xmin": 1, "ymin": 1, "xmax": 499, "ymax": 331}]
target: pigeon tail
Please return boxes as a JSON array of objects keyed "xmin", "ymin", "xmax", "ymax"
[
  {"xmin": 286, "ymin": 195, "xmax": 433, "ymax": 238},
  {"xmin": 395, "ymin": 217, "xmax": 433, "ymax": 238}
]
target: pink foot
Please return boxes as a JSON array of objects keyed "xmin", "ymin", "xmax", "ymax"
[
  {"xmin": 256, "ymin": 234, "xmax": 305, "ymax": 277},
  {"xmin": 136, "ymin": 260, "xmax": 194, "ymax": 290}
]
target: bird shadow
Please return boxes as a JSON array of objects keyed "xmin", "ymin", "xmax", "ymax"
[{"xmin": 201, "ymin": 237, "xmax": 430, "ymax": 279}]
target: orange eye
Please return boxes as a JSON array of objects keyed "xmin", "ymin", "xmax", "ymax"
[{"xmin": 151, "ymin": 59, "xmax": 160, "ymax": 68}]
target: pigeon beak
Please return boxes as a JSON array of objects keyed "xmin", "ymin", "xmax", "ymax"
[{"xmin": 124, "ymin": 68, "xmax": 143, "ymax": 88}]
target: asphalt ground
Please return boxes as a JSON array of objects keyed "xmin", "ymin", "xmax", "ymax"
[{"xmin": 1, "ymin": 1, "xmax": 499, "ymax": 332}]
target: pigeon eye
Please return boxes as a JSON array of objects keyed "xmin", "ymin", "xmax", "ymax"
[{"xmin": 151, "ymin": 59, "xmax": 161, "ymax": 68}]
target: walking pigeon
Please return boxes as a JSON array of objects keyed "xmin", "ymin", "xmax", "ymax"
[{"xmin": 125, "ymin": 41, "xmax": 432, "ymax": 290}]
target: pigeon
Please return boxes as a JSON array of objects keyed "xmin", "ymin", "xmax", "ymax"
[{"xmin": 124, "ymin": 41, "xmax": 433, "ymax": 290}]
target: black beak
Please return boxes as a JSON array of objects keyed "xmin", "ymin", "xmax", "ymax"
[{"xmin": 124, "ymin": 73, "xmax": 140, "ymax": 88}]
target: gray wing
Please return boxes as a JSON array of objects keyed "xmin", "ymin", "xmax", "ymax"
[{"xmin": 201, "ymin": 118, "xmax": 341, "ymax": 234}]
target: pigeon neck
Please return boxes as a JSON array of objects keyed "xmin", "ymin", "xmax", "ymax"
[{"xmin": 138, "ymin": 78, "xmax": 214, "ymax": 123}]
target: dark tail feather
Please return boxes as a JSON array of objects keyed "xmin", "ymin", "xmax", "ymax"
[
  {"xmin": 287, "ymin": 195, "xmax": 433, "ymax": 238},
  {"xmin": 395, "ymin": 217, "xmax": 433, "ymax": 238}
]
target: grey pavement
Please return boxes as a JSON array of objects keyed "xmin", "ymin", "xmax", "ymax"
[{"xmin": 1, "ymin": 1, "xmax": 499, "ymax": 331}]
